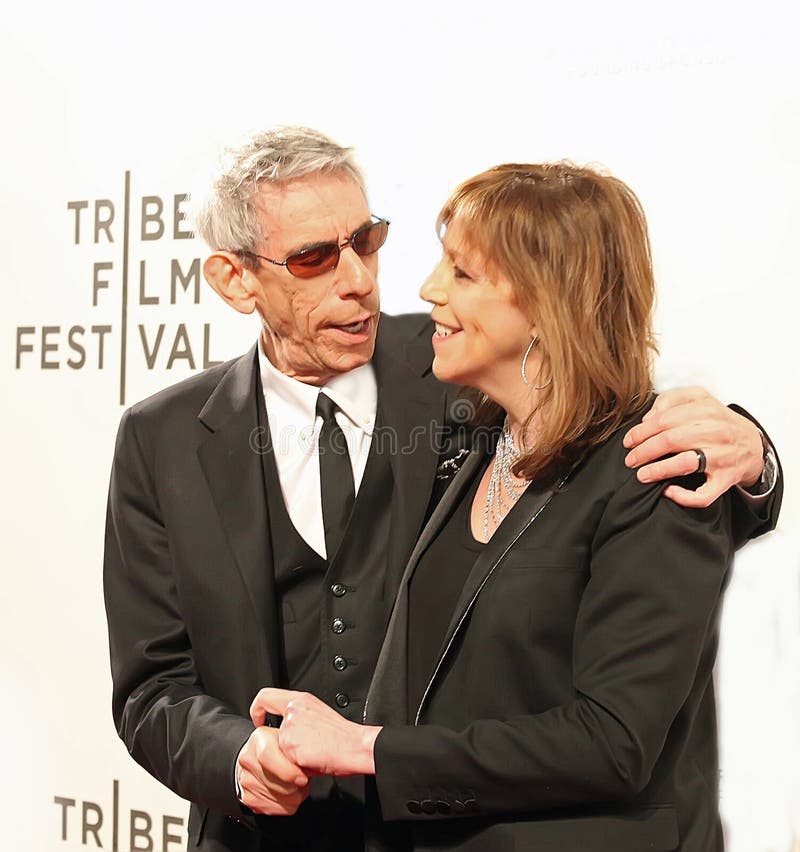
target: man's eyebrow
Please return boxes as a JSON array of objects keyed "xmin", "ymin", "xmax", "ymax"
[{"xmin": 286, "ymin": 217, "xmax": 374, "ymax": 256}]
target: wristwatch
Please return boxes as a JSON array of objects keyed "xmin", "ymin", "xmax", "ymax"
[{"xmin": 749, "ymin": 431, "xmax": 778, "ymax": 496}]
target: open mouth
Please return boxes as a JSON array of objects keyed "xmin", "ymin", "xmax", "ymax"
[{"xmin": 330, "ymin": 317, "xmax": 372, "ymax": 335}]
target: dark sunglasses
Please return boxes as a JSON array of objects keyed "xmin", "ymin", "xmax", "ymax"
[{"xmin": 247, "ymin": 216, "xmax": 390, "ymax": 279}]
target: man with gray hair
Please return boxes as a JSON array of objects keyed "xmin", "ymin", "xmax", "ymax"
[{"xmin": 104, "ymin": 126, "xmax": 780, "ymax": 852}]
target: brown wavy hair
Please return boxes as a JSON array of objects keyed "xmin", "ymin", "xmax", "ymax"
[{"xmin": 438, "ymin": 163, "xmax": 658, "ymax": 481}]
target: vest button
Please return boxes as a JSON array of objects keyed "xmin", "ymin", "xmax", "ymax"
[
  {"xmin": 332, "ymin": 617, "xmax": 346, "ymax": 634},
  {"xmin": 335, "ymin": 692, "xmax": 350, "ymax": 708},
  {"xmin": 330, "ymin": 583, "xmax": 347, "ymax": 597},
  {"xmin": 333, "ymin": 655, "xmax": 347, "ymax": 671}
]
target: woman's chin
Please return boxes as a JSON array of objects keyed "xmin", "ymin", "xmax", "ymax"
[{"xmin": 431, "ymin": 358, "xmax": 461, "ymax": 385}]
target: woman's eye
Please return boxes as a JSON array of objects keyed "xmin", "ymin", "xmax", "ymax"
[{"xmin": 453, "ymin": 265, "xmax": 472, "ymax": 280}]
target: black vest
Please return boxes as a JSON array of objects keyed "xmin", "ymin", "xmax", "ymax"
[{"xmin": 255, "ymin": 389, "xmax": 397, "ymax": 851}]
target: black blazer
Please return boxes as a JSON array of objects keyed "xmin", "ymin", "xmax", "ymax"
[
  {"xmin": 367, "ymin": 414, "xmax": 782, "ymax": 852},
  {"xmin": 103, "ymin": 314, "xmax": 455, "ymax": 850}
]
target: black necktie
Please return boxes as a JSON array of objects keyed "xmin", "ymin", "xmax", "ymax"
[{"xmin": 316, "ymin": 393, "xmax": 355, "ymax": 561}]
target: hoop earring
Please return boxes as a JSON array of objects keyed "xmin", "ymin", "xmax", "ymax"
[{"xmin": 521, "ymin": 335, "xmax": 552, "ymax": 390}]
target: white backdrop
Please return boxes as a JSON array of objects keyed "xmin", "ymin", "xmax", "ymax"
[{"xmin": 1, "ymin": 1, "xmax": 798, "ymax": 849}]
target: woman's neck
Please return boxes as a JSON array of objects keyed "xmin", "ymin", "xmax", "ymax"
[{"xmin": 502, "ymin": 401, "xmax": 541, "ymax": 455}]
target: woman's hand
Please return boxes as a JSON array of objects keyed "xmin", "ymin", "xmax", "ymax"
[{"xmin": 250, "ymin": 688, "xmax": 381, "ymax": 777}]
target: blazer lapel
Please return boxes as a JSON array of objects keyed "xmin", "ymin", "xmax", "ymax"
[
  {"xmin": 444, "ymin": 479, "xmax": 558, "ymax": 640},
  {"xmin": 364, "ymin": 449, "xmax": 485, "ymax": 725},
  {"xmin": 196, "ymin": 346, "xmax": 278, "ymax": 685},
  {"xmin": 371, "ymin": 321, "xmax": 449, "ymax": 604},
  {"xmin": 366, "ymin": 451, "xmax": 566, "ymax": 725},
  {"xmin": 414, "ymin": 472, "xmax": 570, "ymax": 722}
]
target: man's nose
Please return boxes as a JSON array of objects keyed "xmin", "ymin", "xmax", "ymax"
[{"xmin": 335, "ymin": 246, "xmax": 376, "ymax": 297}]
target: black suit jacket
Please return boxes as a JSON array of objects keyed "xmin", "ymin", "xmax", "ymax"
[
  {"xmin": 103, "ymin": 313, "xmax": 456, "ymax": 850},
  {"xmin": 367, "ymin": 412, "xmax": 782, "ymax": 852}
]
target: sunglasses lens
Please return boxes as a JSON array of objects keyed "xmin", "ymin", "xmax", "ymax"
[
  {"xmin": 353, "ymin": 220, "xmax": 389, "ymax": 257},
  {"xmin": 282, "ymin": 219, "xmax": 389, "ymax": 278},
  {"xmin": 285, "ymin": 244, "xmax": 340, "ymax": 278}
]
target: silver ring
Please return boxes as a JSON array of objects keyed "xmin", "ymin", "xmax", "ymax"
[{"xmin": 693, "ymin": 449, "xmax": 707, "ymax": 474}]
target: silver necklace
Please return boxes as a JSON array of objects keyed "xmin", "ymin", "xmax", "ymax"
[{"xmin": 483, "ymin": 417, "xmax": 529, "ymax": 540}]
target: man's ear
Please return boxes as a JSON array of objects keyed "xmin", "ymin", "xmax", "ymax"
[{"xmin": 203, "ymin": 252, "xmax": 258, "ymax": 315}]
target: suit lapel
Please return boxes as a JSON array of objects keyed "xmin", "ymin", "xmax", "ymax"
[
  {"xmin": 371, "ymin": 321, "xmax": 448, "ymax": 604},
  {"xmin": 196, "ymin": 346, "xmax": 278, "ymax": 684},
  {"xmin": 404, "ymin": 449, "xmax": 486, "ymax": 586}
]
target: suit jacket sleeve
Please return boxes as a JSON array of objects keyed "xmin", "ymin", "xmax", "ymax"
[
  {"xmin": 103, "ymin": 407, "xmax": 253, "ymax": 818},
  {"xmin": 728, "ymin": 404, "xmax": 783, "ymax": 545},
  {"xmin": 373, "ymin": 469, "xmax": 734, "ymax": 820}
]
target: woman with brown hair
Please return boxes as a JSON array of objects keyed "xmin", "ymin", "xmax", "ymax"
[{"xmin": 249, "ymin": 163, "xmax": 766, "ymax": 850}]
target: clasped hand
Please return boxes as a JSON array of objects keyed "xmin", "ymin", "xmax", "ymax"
[{"xmin": 236, "ymin": 688, "xmax": 381, "ymax": 816}]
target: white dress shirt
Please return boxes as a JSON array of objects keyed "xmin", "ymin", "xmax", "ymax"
[{"xmin": 258, "ymin": 341, "xmax": 378, "ymax": 560}]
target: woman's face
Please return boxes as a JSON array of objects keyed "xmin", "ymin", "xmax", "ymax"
[{"xmin": 419, "ymin": 217, "xmax": 534, "ymax": 401}]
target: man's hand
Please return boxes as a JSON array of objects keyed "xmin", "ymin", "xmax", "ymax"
[
  {"xmin": 623, "ymin": 386, "xmax": 764, "ymax": 509},
  {"xmin": 236, "ymin": 726, "xmax": 310, "ymax": 816},
  {"xmin": 250, "ymin": 688, "xmax": 381, "ymax": 777}
]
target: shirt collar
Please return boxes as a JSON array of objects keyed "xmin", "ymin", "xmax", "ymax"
[{"xmin": 258, "ymin": 340, "xmax": 377, "ymax": 432}]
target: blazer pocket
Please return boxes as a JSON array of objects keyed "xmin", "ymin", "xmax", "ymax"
[
  {"xmin": 482, "ymin": 547, "xmax": 589, "ymax": 649},
  {"xmin": 500, "ymin": 545, "xmax": 589, "ymax": 571}
]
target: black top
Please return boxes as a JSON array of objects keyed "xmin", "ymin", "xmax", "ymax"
[{"xmin": 407, "ymin": 460, "xmax": 487, "ymax": 720}]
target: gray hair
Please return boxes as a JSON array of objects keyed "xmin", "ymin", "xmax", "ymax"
[{"xmin": 189, "ymin": 126, "xmax": 366, "ymax": 263}]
